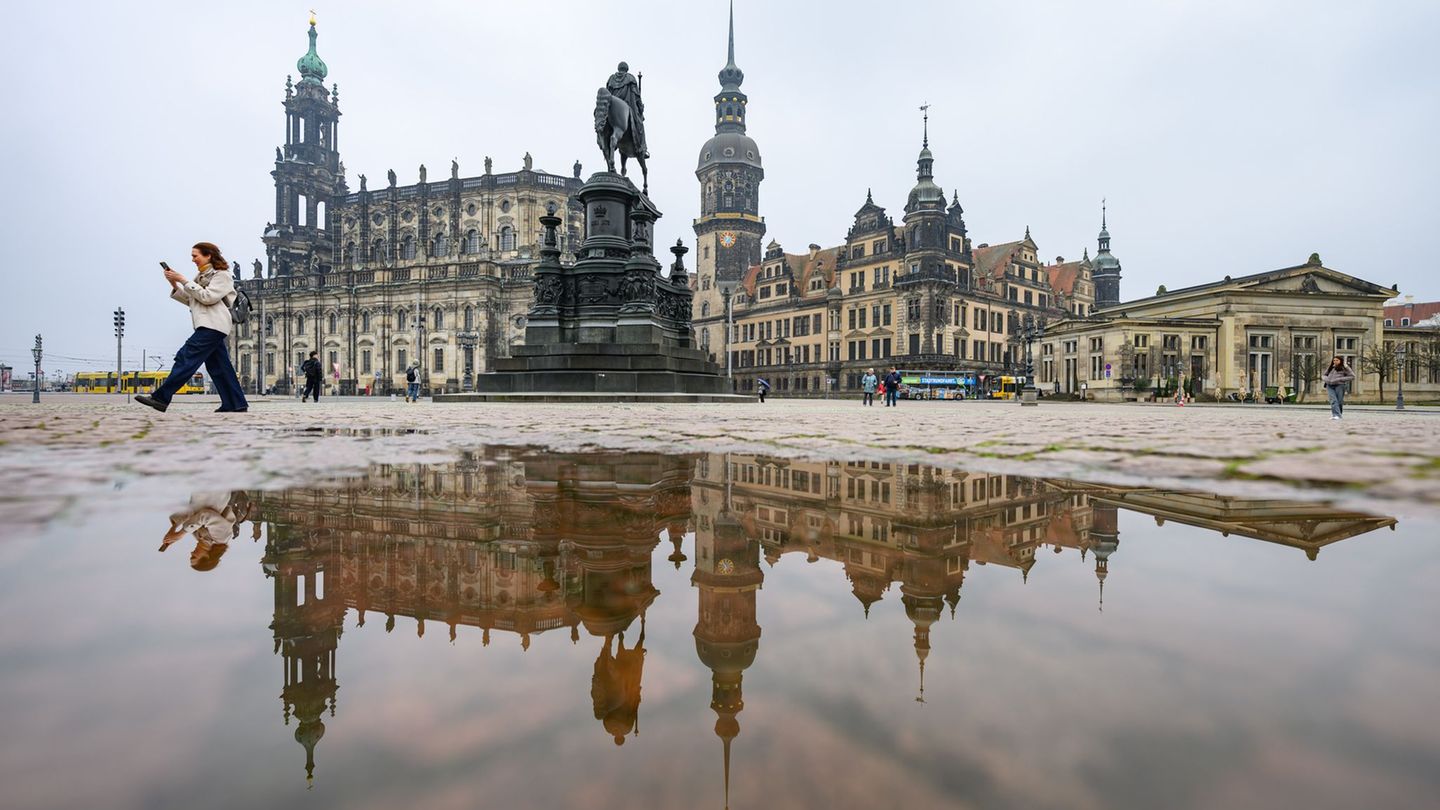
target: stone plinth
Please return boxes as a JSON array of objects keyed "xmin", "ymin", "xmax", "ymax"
[{"xmin": 441, "ymin": 171, "xmax": 737, "ymax": 402}]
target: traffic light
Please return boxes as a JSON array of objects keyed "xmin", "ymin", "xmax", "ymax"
[{"xmin": 113, "ymin": 307, "xmax": 125, "ymax": 338}]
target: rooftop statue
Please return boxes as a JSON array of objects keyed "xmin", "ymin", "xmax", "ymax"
[{"xmin": 595, "ymin": 61, "xmax": 649, "ymax": 193}]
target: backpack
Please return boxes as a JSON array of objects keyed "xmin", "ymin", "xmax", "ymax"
[
  {"xmin": 406, "ymin": 367, "xmax": 417, "ymax": 383},
  {"xmin": 230, "ymin": 284, "xmax": 253, "ymax": 324}
]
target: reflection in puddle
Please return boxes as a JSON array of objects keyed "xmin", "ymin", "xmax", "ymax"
[{"xmin": 197, "ymin": 448, "xmax": 1401, "ymax": 799}]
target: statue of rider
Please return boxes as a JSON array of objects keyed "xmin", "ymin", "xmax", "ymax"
[{"xmin": 606, "ymin": 62, "xmax": 648, "ymax": 158}]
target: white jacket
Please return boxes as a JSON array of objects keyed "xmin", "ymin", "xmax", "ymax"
[{"xmin": 170, "ymin": 266, "xmax": 235, "ymax": 334}]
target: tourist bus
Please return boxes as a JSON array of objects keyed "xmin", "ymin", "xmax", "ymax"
[
  {"xmin": 74, "ymin": 371, "xmax": 205, "ymax": 394},
  {"xmin": 896, "ymin": 371, "xmax": 978, "ymax": 400}
]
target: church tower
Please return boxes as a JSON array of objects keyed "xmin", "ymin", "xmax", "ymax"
[
  {"xmin": 1091, "ymin": 202, "xmax": 1123, "ymax": 309},
  {"xmin": 692, "ymin": 2, "xmax": 766, "ymax": 362},
  {"xmin": 265, "ymin": 13, "xmax": 346, "ymax": 277}
]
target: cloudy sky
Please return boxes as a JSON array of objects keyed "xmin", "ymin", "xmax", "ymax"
[{"xmin": 2, "ymin": 0, "xmax": 1436, "ymax": 375}]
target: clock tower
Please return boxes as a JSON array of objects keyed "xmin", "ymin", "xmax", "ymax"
[{"xmin": 692, "ymin": 1, "xmax": 765, "ymax": 364}]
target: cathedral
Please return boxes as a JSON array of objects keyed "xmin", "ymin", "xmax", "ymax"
[
  {"xmin": 239, "ymin": 15, "xmax": 585, "ymax": 395},
  {"xmin": 689, "ymin": 7, "xmax": 1107, "ymax": 396}
]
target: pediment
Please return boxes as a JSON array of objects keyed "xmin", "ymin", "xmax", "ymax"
[{"xmin": 1239, "ymin": 266, "xmax": 1396, "ymax": 298}]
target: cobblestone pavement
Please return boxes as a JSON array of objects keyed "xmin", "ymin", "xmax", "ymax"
[{"xmin": 2, "ymin": 395, "xmax": 1438, "ymax": 527}]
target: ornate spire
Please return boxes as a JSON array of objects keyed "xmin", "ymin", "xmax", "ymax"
[
  {"xmin": 297, "ymin": 14, "xmax": 329, "ymax": 86},
  {"xmin": 920, "ymin": 102, "xmax": 930, "ymax": 148},
  {"xmin": 717, "ymin": 0, "xmax": 744, "ymax": 90}
]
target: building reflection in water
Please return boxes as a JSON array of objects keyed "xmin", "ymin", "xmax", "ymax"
[{"xmin": 237, "ymin": 448, "xmax": 1396, "ymax": 794}]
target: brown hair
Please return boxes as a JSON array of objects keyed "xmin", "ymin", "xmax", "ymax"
[
  {"xmin": 1329, "ymin": 355, "xmax": 1346, "ymax": 369},
  {"xmin": 192, "ymin": 241, "xmax": 229, "ymax": 270}
]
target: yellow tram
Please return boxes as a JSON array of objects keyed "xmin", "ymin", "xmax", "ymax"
[{"xmin": 74, "ymin": 371, "xmax": 205, "ymax": 394}]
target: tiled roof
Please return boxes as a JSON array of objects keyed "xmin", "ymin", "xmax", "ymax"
[
  {"xmin": 740, "ymin": 247, "xmax": 841, "ymax": 298},
  {"xmin": 1384, "ymin": 300, "xmax": 1440, "ymax": 324},
  {"xmin": 972, "ymin": 240, "xmax": 1024, "ymax": 280},
  {"xmin": 1046, "ymin": 260, "xmax": 1088, "ymax": 298}
]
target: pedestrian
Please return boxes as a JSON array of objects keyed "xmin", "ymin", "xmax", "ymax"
[
  {"xmin": 405, "ymin": 362, "xmax": 421, "ymax": 402},
  {"xmin": 883, "ymin": 367, "xmax": 901, "ymax": 407},
  {"xmin": 300, "ymin": 351, "xmax": 323, "ymax": 403},
  {"xmin": 861, "ymin": 368, "xmax": 878, "ymax": 406},
  {"xmin": 757, "ymin": 377, "xmax": 771, "ymax": 403},
  {"xmin": 1321, "ymin": 355, "xmax": 1355, "ymax": 420},
  {"xmin": 136, "ymin": 242, "xmax": 248, "ymax": 413}
]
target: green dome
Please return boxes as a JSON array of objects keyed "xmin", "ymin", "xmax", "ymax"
[{"xmin": 297, "ymin": 23, "xmax": 328, "ymax": 86}]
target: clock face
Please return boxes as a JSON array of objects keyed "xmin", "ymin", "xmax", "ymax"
[
  {"xmin": 719, "ymin": 232, "xmax": 737, "ymax": 249},
  {"xmin": 717, "ymin": 558, "xmax": 735, "ymax": 575}
]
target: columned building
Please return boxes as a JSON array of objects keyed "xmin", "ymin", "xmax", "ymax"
[{"xmin": 239, "ymin": 17, "xmax": 583, "ymax": 395}]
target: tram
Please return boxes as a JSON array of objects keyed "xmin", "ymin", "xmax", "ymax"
[{"xmin": 74, "ymin": 371, "xmax": 205, "ymax": 394}]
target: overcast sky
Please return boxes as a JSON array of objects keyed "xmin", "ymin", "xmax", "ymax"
[{"xmin": 2, "ymin": 0, "xmax": 1436, "ymax": 375}]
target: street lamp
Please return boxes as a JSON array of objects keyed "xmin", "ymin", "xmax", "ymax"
[
  {"xmin": 1019, "ymin": 314, "xmax": 1045, "ymax": 406},
  {"xmin": 718, "ymin": 280, "xmax": 737, "ymax": 385},
  {"xmin": 1396, "ymin": 343, "xmax": 1406, "ymax": 411},
  {"xmin": 113, "ymin": 307, "xmax": 125, "ymax": 397},
  {"xmin": 31, "ymin": 334, "xmax": 42, "ymax": 404},
  {"xmin": 457, "ymin": 330, "xmax": 479, "ymax": 391}
]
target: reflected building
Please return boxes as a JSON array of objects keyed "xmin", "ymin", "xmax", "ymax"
[{"xmin": 248, "ymin": 448, "xmax": 1395, "ymax": 791}]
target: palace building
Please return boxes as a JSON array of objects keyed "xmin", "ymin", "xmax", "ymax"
[{"xmin": 239, "ymin": 16, "xmax": 584, "ymax": 395}]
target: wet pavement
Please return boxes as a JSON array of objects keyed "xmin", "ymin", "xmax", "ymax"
[{"xmin": 1, "ymin": 444, "xmax": 1436, "ymax": 810}]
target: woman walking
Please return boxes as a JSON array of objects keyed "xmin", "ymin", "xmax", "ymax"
[
  {"xmin": 136, "ymin": 242, "xmax": 249, "ymax": 413},
  {"xmin": 861, "ymin": 368, "xmax": 878, "ymax": 406},
  {"xmin": 1321, "ymin": 355, "xmax": 1355, "ymax": 420}
]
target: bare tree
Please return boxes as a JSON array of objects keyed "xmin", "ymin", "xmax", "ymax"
[
  {"xmin": 1419, "ymin": 329, "xmax": 1440, "ymax": 387},
  {"xmin": 1358, "ymin": 343, "xmax": 1398, "ymax": 403},
  {"xmin": 1293, "ymin": 354, "xmax": 1322, "ymax": 403}
]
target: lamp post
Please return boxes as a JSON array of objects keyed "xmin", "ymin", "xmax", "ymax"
[
  {"xmin": 457, "ymin": 330, "xmax": 479, "ymax": 391},
  {"xmin": 1019, "ymin": 314, "xmax": 1044, "ymax": 406},
  {"xmin": 1396, "ymin": 343, "xmax": 1406, "ymax": 411},
  {"xmin": 718, "ymin": 282, "xmax": 736, "ymax": 386},
  {"xmin": 113, "ymin": 307, "xmax": 125, "ymax": 398},
  {"xmin": 31, "ymin": 334, "xmax": 42, "ymax": 404}
]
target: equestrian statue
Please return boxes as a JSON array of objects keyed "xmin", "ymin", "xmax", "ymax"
[{"xmin": 595, "ymin": 61, "xmax": 650, "ymax": 193}]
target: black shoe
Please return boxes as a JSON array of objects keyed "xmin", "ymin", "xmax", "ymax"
[
  {"xmin": 215, "ymin": 407, "xmax": 249, "ymax": 413},
  {"xmin": 135, "ymin": 394, "xmax": 168, "ymax": 413}
]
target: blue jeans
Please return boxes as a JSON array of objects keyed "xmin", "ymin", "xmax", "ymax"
[
  {"xmin": 1326, "ymin": 384, "xmax": 1345, "ymax": 417},
  {"xmin": 886, "ymin": 388, "xmax": 899, "ymax": 406},
  {"xmin": 407, "ymin": 382, "xmax": 421, "ymax": 400},
  {"xmin": 153, "ymin": 328, "xmax": 248, "ymax": 411}
]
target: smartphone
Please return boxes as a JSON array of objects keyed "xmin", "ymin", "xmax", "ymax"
[{"xmin": 159, "ymin": 261, "xmax": 172, "ymax": 271}]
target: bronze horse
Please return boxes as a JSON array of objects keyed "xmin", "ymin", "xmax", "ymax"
[{"xmin": 595, "ymin": 87, "xmax": 649, "ymax": 193}]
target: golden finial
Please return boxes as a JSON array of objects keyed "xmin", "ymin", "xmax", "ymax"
[{"xmin": 309, "ymin": 9, "xmax": 317, "ymax": 26}]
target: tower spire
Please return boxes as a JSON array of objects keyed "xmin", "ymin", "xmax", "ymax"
[
  {"xmin": 920, "ymin": 102, "xmax": 930, "ymax": 148},
  {"xmin": 727, "ymin": 0, "xmax": 736, "ymax": 68}
]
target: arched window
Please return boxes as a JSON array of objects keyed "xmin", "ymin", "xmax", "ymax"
[
  {"xmin": 361, "ymin": 310, "xmax": 371, "ymax": 332},
  {"xmin": 701, "ymin": 301, "xmax": 711, "ymax": 317},
  {"xmin": 264, "ymin": 316, "xmax": 275, "ymax": 337},
  {"xmin": 433, "ymin": 307, "xmax": 444, "ymax": 330},
  {"xmin": 371, "ymin": 239, "xmax": 386, "ymax": 263},
  {"xmin": 395, "ymin": 308, "xmax": 407, "ymax": 330},
  {"xmin": 464, "ymin": 229, "xmax": 480, "ymax": 254},
  {"xmin": 701, "ymin": 328, "xmax": 710, "ymax": 349},
  {"xmin": 296, "ymin": 314, "xmax": 306, "ymax": 334},
  {"xmin": 344, "ymin": 241, "xmax": 356, "ymax": 266},
  {"xmin": 327, "ymin": 312, "xmax": 338, "ymax": 334},
  {"xmin": 500, "ymin": 225, "xmax": 515, "ymax": 252},
  {"xmin": 401, "ymin": 234, "xmax": 416, "ymax": 260},
  {"xmin": 433, "ymin": 233, "xmax": 449, "ymax": 256},
  {"xmin": 464, "ymin": 306, "xmax": 474, "ymax": 331}
]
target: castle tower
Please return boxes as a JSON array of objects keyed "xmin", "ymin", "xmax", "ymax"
[
  {"xmin": 896, "ymin": 106, "xmax": 959, "ymax": 357},
  {"xmin": 693, "ymin": 1, "xmax": 766, "ymax": 363},
  {"xmin": 1091, "ymin": 202, "xmax": 1123, "ymax": 309},
  {"xmin": 265, "ymin": 13, "xmax": 346, "ymax": 277},
  {"xmin": 1090, "ymin": 502, "xmax": 1120, "ymax": 610}
]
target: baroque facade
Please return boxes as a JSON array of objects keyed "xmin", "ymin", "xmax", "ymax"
[
  {"xmin": 688, "ymin": 11, "xmax": 1098, "ymax": 396},
  {"xmin": 238, "ymin": 17, "xmax": 584, "ymax": 395}
]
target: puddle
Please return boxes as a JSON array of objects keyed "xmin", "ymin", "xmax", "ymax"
[{"xmin": 1, "ymin": 448, "xmax": 1435, "ymax": 810}]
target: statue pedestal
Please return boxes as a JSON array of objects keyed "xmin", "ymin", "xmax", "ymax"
[{"xmin": 440, "ymin": 172, "xmax": 744, "ymax": 403}]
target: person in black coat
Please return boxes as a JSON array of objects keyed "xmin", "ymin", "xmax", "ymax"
[
  {"xmin": 883, "ymin": 368, "xmax": 902, "ymax": 407},
  {"xmin": 301, "ymin": 351, "xmax": 323, "ymax": 403}
]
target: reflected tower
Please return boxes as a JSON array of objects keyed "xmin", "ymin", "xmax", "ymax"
[
  {"xmin": 265, "ymin": 529, "xmax": 345, "ymax": 784},
  {"xmin": 1090, "ymin": 502, "xmax": 1120, "ymax": 610},
  {"xmin": 692, "ymin": 460, "xmax": 763, "ymax": 809}
]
